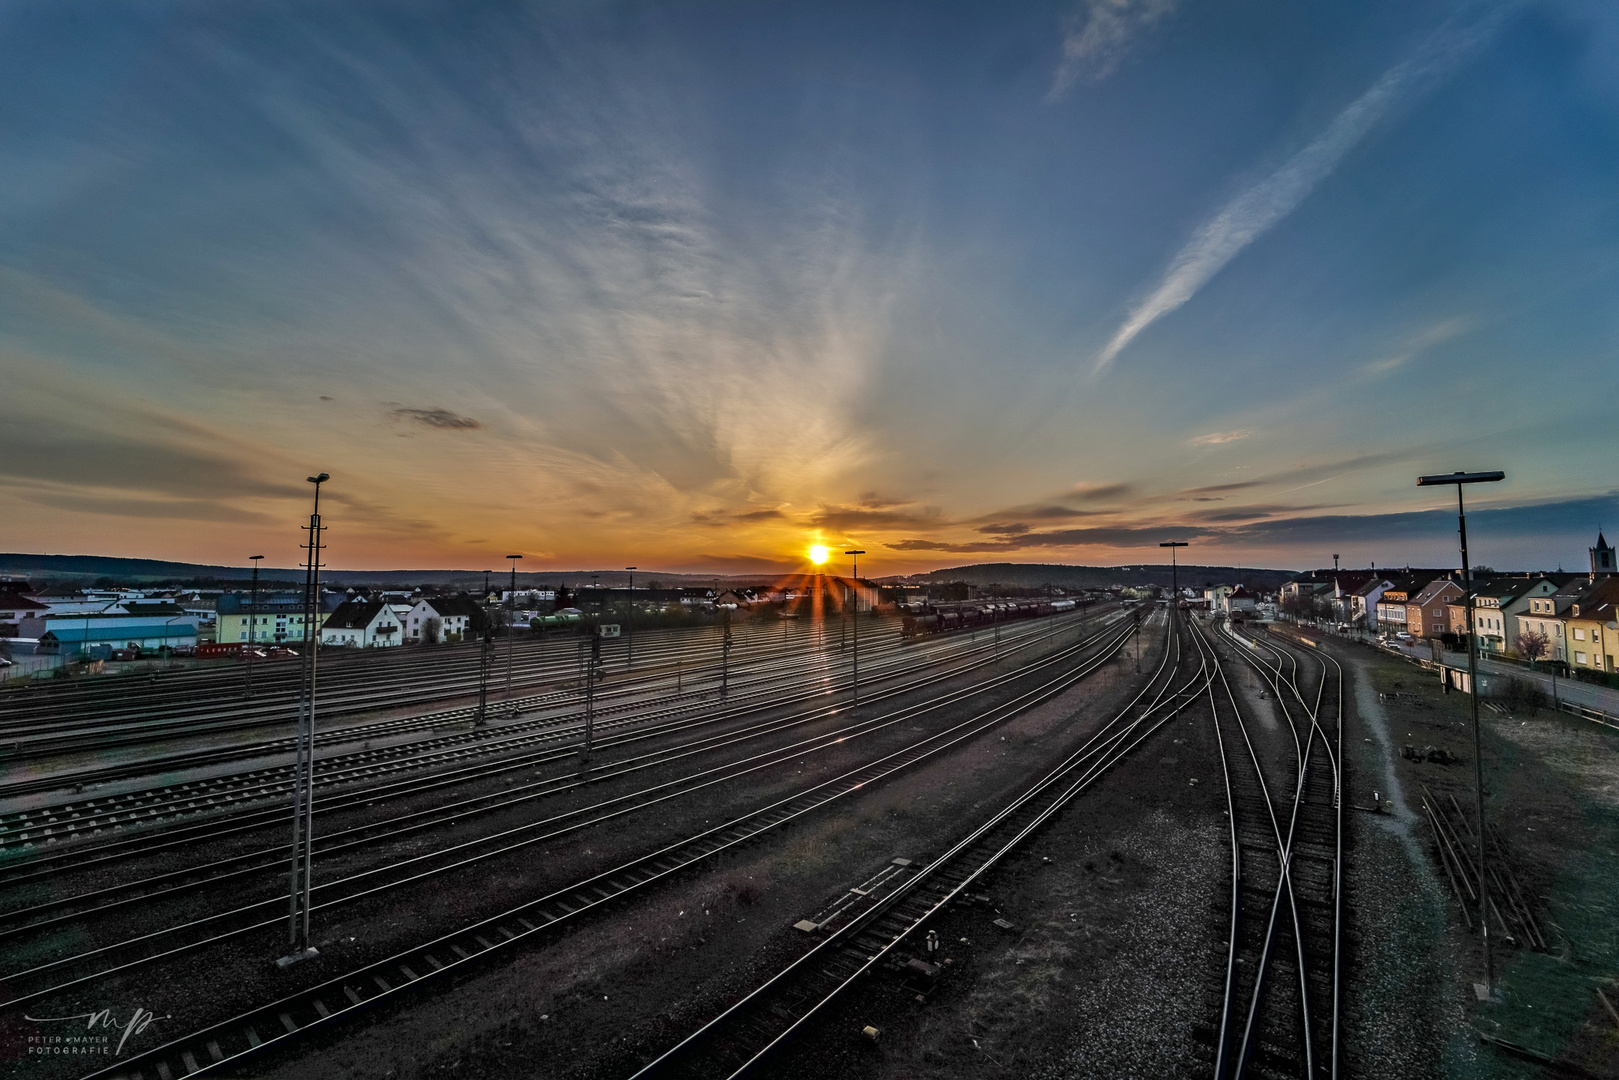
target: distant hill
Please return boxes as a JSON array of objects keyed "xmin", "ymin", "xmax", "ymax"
[
  {"xmin": 899, "ymin": 562, "xmax": 1299, "ymax": 591},
  {"xmin": 1, "ymin": 553, "xmax": 1302, "ymax": 592},
  {"xmin": 0, "ymin": 554, "xmax": 779, "ymax": 590}
]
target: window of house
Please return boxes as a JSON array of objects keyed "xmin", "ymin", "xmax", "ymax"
[
  {"xmin": 1575, "ymin": 628, "xmax": 1585, "ymax": 640},
  {"xmin": 1576, "ymin": 651, "xmax": 1588, "ymax": 664}
]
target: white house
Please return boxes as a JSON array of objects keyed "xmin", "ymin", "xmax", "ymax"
[
  {"xmin": 403, "ymin": 595, "xmax": 483, "ymax": 644},
  {"xmin": 1222, "ymin": 586, "xmax": 1257, "ymax": 617},
  {"xmin": 321, "ymin": 599, "xmax": 403, "ymax": 648}
]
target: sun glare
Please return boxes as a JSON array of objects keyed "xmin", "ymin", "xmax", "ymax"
[{"xmin": 808, "ymin": 544, "xmax": 830, "ymax": 565}]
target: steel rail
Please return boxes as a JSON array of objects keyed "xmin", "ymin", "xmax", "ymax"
[
  {"xmin": 626, "ymin": 605, "xmax": 1203, "ymax": 1079},
  {"xmin": 0, "ymin": 616, "xmax": 925, "ymax": 761},
  {"xmin": 1203, "ymin": 619, "xmax": 1344, "ymax": 1078},
  {"xmin": 73, "ymin": 612, "xmax": 1144, "ymax": 1080},
  {"xmin": 3, "ymin": 616, "xmax": 1137, "ymax": 1012},
  {"xmin": 0, "ymin": 614, "xmax": 1120, "ymax": 941},
  {"xmin": 0, "ymin": 611, "xmax": 1100, "ymax": 876}
]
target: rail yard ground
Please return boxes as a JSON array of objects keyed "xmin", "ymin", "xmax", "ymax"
[{"xmin": 5, "ymin": 612, "xmax": 1619, "ymax": 1080}]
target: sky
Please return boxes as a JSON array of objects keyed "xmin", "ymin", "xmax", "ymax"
[{"xmin": 3, "ymin": 0, "xmax": 1617, "ymax": 577}]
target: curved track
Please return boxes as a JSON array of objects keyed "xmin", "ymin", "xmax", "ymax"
[{"xmin": 1200, "ymin": 618, "xmax": 1345, "ymax": 1080}]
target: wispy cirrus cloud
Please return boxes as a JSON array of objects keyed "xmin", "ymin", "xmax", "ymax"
[
  {"xmin": 1049, "ymin": 0, "xmax": 1178, "ymax": 99},
  {"xmin": 1091, "ymin": 8, "xmax": 1508, "ymax": 375},
  {"xmin": 1189, "ymin": 429, "xmax": 1252, "ymax": 447}
]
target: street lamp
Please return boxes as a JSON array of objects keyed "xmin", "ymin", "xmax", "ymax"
[
  {"xmin": 246, "ymin": 554, "xmax": 264, "ymax": 698},
  {"xmin": 1419, "ymin": 468, "xmax": 1504, "ymax": 995},
  {"xmin": 506, "ymin": 555, "xmax": 522, "ymax": 715},
  {"xmin": 1159, "ymin": 541, "xmax": 1188, "ymax": 606},
  {"xmin": 625, "ymin": 566, "xmax": 637, "ymax": 670},
  {"xmin": 846, "ymin": 550, "xmax": 865, "ymax": 704}
]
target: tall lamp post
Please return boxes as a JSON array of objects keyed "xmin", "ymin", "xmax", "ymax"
[
  {"xmin": 1419, "ymin": 468, "xmax": 1504, "ymax": 995},
  {"xmin": 846, "ymin": 550, "xmax": 865, "ymax": 704},
  {"xmin": 1160, "ymin": 541, "xmax": 1188, "ymax": 607},
  {"xmin": 625, "ymin": 566, "xmax": 637, "ymax": 670},
  {"xmin": 506, "ymin": 555, "xmax": 522, "ymax": 715},
  {"xmin": 245, "ymin": 554, "xmax": 264, "ymax": 699},
  {"xmin": 282, "ymin": 472, "xmax": 327, "ymax": 965}
]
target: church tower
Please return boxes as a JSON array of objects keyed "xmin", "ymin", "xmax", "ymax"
[{"xmin": 1592, "ymin": 532, "xmax": 1615, "ymax": 579}]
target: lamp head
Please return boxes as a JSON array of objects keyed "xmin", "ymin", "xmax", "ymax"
[
  {"xmin": 845, "ymin": 549, "xmax": 866, "ymax": 556},
  {"xmin": 307, "ymin": 473, "xmax": 329, "ymax": 485},
  {"xmin": 1417, "ymin": 470, "xmax": 1504, "ymax": 486}
]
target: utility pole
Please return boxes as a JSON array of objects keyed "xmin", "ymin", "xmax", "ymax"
[
  {"xmin": 1419, "ymin": 468, "xmax": 1505, "ymax": 996},
  {"xmin": 280, "ymin": 472, "xmax": 327, "ymax": 967},
  {"xmin": 580, "ymin": 627, "xmax": 602, "ymax": 774},
  {"xmin": 475, "ymin": 569, "xmax": 493, "ymax": 729},
  {"xmin": 846, "ymin": 550, "xmax": 865, "ymax": 704},
  {"xmin": 625, "ymin": 566, "xmax": 637, "ymax": 670},
  {"xmin": 506, "ymin": 555, "xmax": 522, "ymax": 715},
  {"xmin": 245, "ymin": 554, "xmax": 264, "ymax": 699},
  {"xmin": 1159, "ymin": 541, "xmax": 1188, "ymax": 606},
  {"xmin": 720, "ymin": 605, "xmax": 733, "ymax": 698}
]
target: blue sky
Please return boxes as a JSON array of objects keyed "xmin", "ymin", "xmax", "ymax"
[{"xmin": 2, "ymin": 0, "xmax": 1616, "ymax": 575}]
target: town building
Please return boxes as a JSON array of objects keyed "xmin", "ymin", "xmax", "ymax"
[
  {"xmin": 1564, "ymin": 578, "xmax": 1619, "ymax": 674},
  {"xmin": 403, "ymin": 595, "xmax": 483, "ymax": 644},
  {"xmin": 321, "ymin": 599, "xmax": 403, "ymax": 648},
  {"xmin": 40, "ymin": 612, "xmax": 199, "ymax": 658},
  {"xmin": 0, "ymin": 580, "xmax": 50, "ymax": 640},
  {"xmin": 1222, "ymin": 586, "xmax": 1257, "ymax": 617},
  {"xmin": 1592, "ymin": 532, "xmax": 1616, "ymax": 578},
  {"xmin": 1406, "ymin": 577, "xmax": 1464, "ymax": 641},
  {"xmin": 215, "ymin": 592, "xmax": 330, "ymax": 646}
]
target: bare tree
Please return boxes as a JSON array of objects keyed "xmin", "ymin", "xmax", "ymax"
[{"xmin": 1517, "ymin": 629, "xmax": 1548, "ymax": 666}]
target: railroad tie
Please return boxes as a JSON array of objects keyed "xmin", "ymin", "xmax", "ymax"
[{"xmin": 279, "ymin": 1012, "xmax": 299, "ymax": 1033}]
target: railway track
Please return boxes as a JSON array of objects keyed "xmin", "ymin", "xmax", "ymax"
[
  {"xmin": 626, "ymin": 604, "xmax": 1206, "ymax": 1079},
  {"xmin": 0, "ymin": 612, "xmax": 1109, "ymax": 956},
  {"xmin": 1200, "ymin": 618, "xmax": 1345, "ymax": 1080},
  {"xmin": 0, "ymin": 610, "xmax": 1097, "ymax": 859},
  {"xmin": 0, "ymin": 619, "xmax": 805, "ymax": 731},
  {"xmin": 0, "ymin": 614, "xmax": 918, "ymax": 759},
  {"xmin": 64, "ymin": 607, "xmax": 1143, "ymax": 1080}
]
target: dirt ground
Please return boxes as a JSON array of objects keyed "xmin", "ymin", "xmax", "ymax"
[
  {"xmin": 14, "ymin": 623, "xmax": 1618, "ymax": 1080},
  {"xmin": 1345, "ymin": 644, "xmax": 1619, "ymax": 1079}
]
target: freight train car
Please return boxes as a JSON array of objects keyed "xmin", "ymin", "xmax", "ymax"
[{"xmin": 901, "ymin": 598, "xmax": 1072, "ymax": 639}]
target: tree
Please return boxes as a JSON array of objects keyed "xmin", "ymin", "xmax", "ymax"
[
  {"xmin": 420, "ymin": 616, "xmax": 442, "ymax": 645},
  {"xmin": 1518, "ymin": 630, "xmax": 1548, "ymax": 666}
]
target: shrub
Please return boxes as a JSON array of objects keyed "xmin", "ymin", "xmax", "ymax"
[{"xmin": 1499, "ymin": 677, "xmax": 1547, "ymax": 715}]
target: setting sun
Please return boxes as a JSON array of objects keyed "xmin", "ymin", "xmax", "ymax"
[{"xmin": 808, "ymin": 544, "xmax": 830, "ymax": 565}]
